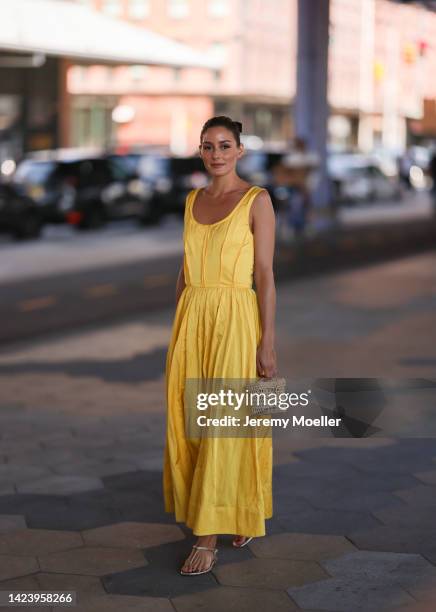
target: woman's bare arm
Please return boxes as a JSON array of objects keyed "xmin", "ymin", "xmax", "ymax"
[
  {"xmin": 175, "ymin": 256, "xmax": 186, "ymax": 307},
  {"xmin": 252, "ymin": 189, "xmax": 277, "ymax": 377}
]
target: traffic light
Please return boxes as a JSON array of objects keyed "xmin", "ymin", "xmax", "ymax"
[
  {"xmin": 403, "ymin": 42, "xmax": 417, "ymax": 64},
  {"xmin": 374, "ymin": 60, "xmax": 385, "ymax": 82},
  {"xmin": 418, "ymin": 39, "xmax": 428, "ymax": 57}
]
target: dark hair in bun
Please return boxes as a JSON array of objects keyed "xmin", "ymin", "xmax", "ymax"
[
  {"xmin": 233, "ymin": 121, "xmax": 242, "ymax": 134},
  {"xmin": 200, "ymin": 115, "xmax": 243, "ymax": 146}
]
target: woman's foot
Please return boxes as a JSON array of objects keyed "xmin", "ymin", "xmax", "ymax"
[
  {"xmin": 232, "ymin": 535, "xmax": 253, "ymax": 547},
  {"xmin": 180, "ymin": 535, "xmax": 217, "ymax": 574}
]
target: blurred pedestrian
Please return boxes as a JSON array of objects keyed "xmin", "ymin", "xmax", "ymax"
[
  {"xmin": 277, "ymin": 137, "xmax": 317, "ymax": 239},
  {"xmin": 429, "ymin": 149, "xmax": 436, "ymax": 215}
]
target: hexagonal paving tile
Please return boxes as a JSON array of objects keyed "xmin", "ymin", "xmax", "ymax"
[
  {"xmin": 52, "ymin": 594, "xmax": 173, "ymax": 611},
  {"xmin": 0, "ymin": 464, "xmax": 50, "ymax": 486},
  {"xmin": 0, "ymin": 572, "xmax": 104, "ymax": 608},
  {"xmin": 393, "ymin": 485, "xmax": 436, "ymax": 506},
  {"xmin": 38, "ymin": 546, "xmax": 147, "ymax": 576},
  {"xmin": 103, "ymin": 539, "xmax": 218, "ymax": 598},
  {"xmin": 414, "ymin": 470, "xmax": 436, "ymax": 485},
  {"xmin": 16, "ymin": 475, "xmax": 104, "ymax": 495},
  {"xmin": 172, "ymin": 585, "xmax": 299, "ymax": 612},
  {"xmin": 36, "ymin": 572, "xmax": 105, "ymax": 603},
  {"xmin": 52, "ymin": 459, "xmax": 139, "ymax": 478},
  {"xmin": 249, "ymin": 532, "xmax": 357, "ymax": 561},
  {"xmin": 0, "ymin": 515, "xmax": 26, "ymax": 534},
  {"xmin": 0, "ymin": 529, "xmax": 83, "ymax": 556},
  {"xmin": 0, "ymin": 574, "xmax": 40, "ymax": 592},
  {"xmin": 276, "ymin": 507, "xmax": 380, "ymax": 535},
  {"xmin": 322, "ymin": 550, "xmax": 436, "ymax": 592},
  {"xmin": 26, "ymin": 500, "xmax": 122, "ymax": 532},
  {"xmin": 82, "ymin": 522, "xmax": 185, "ymax": 550},
  {"xmin": 373, "ymin": 505, "xmax": 436, "ymax": 528},
  {"xmin": 0, "ymin": 605, "xmax": 48, "ymax": 612},
  {"xmin": 308, "ymin": 490, "xmax": 406, "ymax": 513},
  {"xmin": 0, "ymin": 554, "xmax": 38, "ymax": 581},
  {"xmin": 0, "ymin": 485, "xmax": 15, "ymax": 496},
  {"xmin": 287, "ymin": 576, "xmax": 415, "ymax": 611},
  {"xmin": 406, "ymin": 583, "xmax": 436, "ymax": 604},
  {"xmin": 134, "ymin": 457, "xmax": 164, "ymax": 471},
  {"xmin": 348, "ymin": 524, "xmax": 436, "ymax": 557},
  {"xmin": 213, "ymin": 557, "xmax": 328, "ymax": 589},
  {"xmin": 392, "ymin": 603, "xmax": 436, "ymax": 612}
]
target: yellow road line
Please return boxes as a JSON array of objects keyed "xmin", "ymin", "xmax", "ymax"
[
  {"xmin": 309, "ymin": 244, "xmax": 330, "ymax": 257},
  {"xmin": 367, "ymin": 232, "xmax": 384, "ymax": 245},
  {"xmin": 19, "ymin": 296, "xmax": 57, "ymax": 312},
  {"xmin": 144, "ymin": 275, "xmax": 171, "ymax": 287},
  {"xmin": 85, "ymin": 284, "xmax": 118, "ymax": 298},
  {"xmin": 340, "ymin": 236, "xmax": 358, "ymax": 250}
]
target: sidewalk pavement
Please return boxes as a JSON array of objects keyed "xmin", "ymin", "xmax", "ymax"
[{"xmin": 0, "ymin": 258, "xmax": 436, "ymax": 611}]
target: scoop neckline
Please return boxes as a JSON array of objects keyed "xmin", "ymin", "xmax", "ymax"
[{"xmin": 190, "ymin": 185, "xmax": 256, "ymax": 227}]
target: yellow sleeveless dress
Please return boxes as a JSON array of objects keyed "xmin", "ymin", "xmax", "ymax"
[{"xmin": 163, "ymin": 185, "xmax": 273, "ymax": 536}]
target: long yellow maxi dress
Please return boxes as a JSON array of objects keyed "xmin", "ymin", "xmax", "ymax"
[{"xmin": 163, "ymin": 185, "xmax": 273, "ymax": 536}]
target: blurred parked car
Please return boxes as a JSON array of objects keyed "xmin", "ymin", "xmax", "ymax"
[
  {"xmin": 0, "ymin": 183, "xmax": 42, "ymax": 240},
  {"xmin": 328, "ymin": 154, "xmax": 403, "ymax": 204},
  {"xmin": 11, "ymin": 151, "xmax": 158, "ymax": 231},
  {"xmin": 237, "ymin": 149, "xmax": 285, "ymax": 208},
  {"xmin": 117, "ymin": 152, "xmax": 208, "ymax": 217},
  {"xmin": 400, "ymin": 145, "xmax": 433, "ymax": 190}
]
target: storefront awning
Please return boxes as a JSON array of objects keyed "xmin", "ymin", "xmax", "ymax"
[{"xmin": 0, "ymin": 0, "xmax": 222, "ymax": 69}]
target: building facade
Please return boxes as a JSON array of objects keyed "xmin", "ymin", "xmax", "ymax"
[{"xmin": 69, "ymin": 0, "xmax": 436, "ymax": 154}]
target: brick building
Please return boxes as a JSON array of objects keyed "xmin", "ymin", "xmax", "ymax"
[{"xmin": 69, "ymin": 0, "xmax": 436, "ymax": 154}]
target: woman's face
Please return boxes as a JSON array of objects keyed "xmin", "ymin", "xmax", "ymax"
[{"xmin": 199, "ymin": 126, "xmax": 244, "ymax": 176}]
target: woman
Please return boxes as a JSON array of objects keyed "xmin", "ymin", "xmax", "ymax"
[{"xmin": 163, "ymin": 115, "xmax": 277, "ymax": 575}]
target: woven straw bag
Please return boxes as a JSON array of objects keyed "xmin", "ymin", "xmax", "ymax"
[{"xmin": 246, "ymin": 376, "xmax": 287, "ymax": 416}]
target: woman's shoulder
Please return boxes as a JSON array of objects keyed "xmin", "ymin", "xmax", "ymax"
[
  {"xmin": 242, "ymin": 184, "xmax": 269, "ymax": 200},
  {"xmin": 249, "ymin": 184, "xmax": 269, "ymax": 193},
  {"xmin": 251, "ymin": 185, "xmax": 271, "ymax": 200},
  {"xmin": 250, "ymin": 187, "xmax": 274, "ymax": 217}
]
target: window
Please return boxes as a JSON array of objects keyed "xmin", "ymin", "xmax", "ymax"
[
  {"xmin": 168, "ymin": 0, "xmax": 189, "ymax": 18},
  {"xmin": 208, "ymin": 0, "xmax": 229, "ymax": 17},
  {"xmin": 71, "ymin": 65, "xmax": 87, "ymax": 81},
  {"xmin": 130, "ymin": 65, "xmax": 148, "ymax": 81},
  {"xmin": 103, "ymin": 66, "xmax": 115, "ymax": 83},
  {"xmin": 101, "ymin": 0, "xmax": 122, "ymax": 17},
  {"xmin": 13, "ymin": 161, "xmax": 55, "ymax": 186},
  {"xmin": 71, "ymin": 104, "xmax": 114, "ymax": 148},
  {"xmin": 108, "ymin": 158, "xmax": 131, "ymax": 181},
  {"xmin": 128, "ymin": 0, "xmax": 150, "ymax": 19},
  {"xmin": 209, "ymin": 42, "xmax": 226, "ymax": 62}
]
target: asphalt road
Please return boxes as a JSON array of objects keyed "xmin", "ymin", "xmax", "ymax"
[{"xmin": 0, "ymin": 192, "xmax": 434, "ymax": 347}]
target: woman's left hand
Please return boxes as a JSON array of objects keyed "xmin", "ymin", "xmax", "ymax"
[{"xmin": 256, "ymin": 341, "xmax": 277, "ymax": 378}]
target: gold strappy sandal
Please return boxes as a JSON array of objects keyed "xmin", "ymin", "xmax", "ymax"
[
  {"xmin": 180, "ymin": 544, "xmax": 218, "ymax": 575},
  {"xmin": 232, "ymin": 536, "xmax": 254, "ymax": 548}
]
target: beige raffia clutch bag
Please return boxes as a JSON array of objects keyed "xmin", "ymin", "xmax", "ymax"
[{"xmin": 246, "ymin": 376, "xmax": 287, "ymax": 416}]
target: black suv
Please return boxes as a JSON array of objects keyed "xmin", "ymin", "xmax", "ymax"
[
  {"xmin": 10, "ymin": 152, "xmax": 159, "ymax": 232},
  {"xmin": 0, "ymin": 183, "xmax": 43, "ymax": 240}
]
